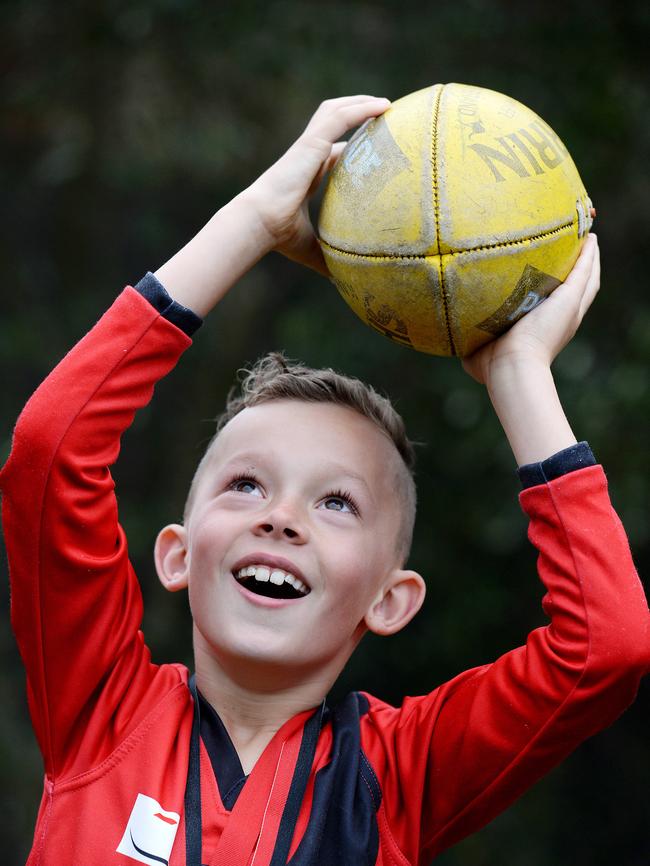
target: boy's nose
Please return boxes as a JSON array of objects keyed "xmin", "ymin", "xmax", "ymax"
[{"xmin": 253, "ymin": 505, "xmax": 307, "ymax": 542}]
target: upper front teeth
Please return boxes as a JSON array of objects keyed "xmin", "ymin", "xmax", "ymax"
[{"xmin": 236, "ymin": 565, "xmax": 308, "ymax": 594}]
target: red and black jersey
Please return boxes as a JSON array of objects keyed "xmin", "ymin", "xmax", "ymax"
[{"xmin": 1, "ymin": 280, "xmax": 648, "ymax": 866}]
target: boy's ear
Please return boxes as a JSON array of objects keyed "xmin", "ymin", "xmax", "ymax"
[
  {"xmin": 154, "ymin": 524, "xmax": 190, "ymax": 592},
  {"xmin": 364, "ymin": 569, "xmax": 426, "ymax": 637}
]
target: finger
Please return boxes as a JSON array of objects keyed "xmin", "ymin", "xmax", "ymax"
[
  {"xmin": 561, "ymin": 233, "xmax": 597, "ymax": 293},
  {"xmin": 329, "ymin": 141, "xmax": 347, "ymax": 162},
  {"xmin": 309, "ymin": 94, "xmax": 391, "ymax": 114},
  {"xmin": 303, "ymin": 97, "xmax": 391, "ymax": 147},
  {"xmin": 289, "ymin": 235, "xmax": 330, "ymax": 277},
  {"xmin": 578, "ymin": 236, "xmax": 601, "ymax": 319},
  {"xmin": 307, "ymin": 141, "xmax": 347, "ymax": 195},
  {"xmin": 565, "ymin": 234, "xmax": 598, "ymax": 316},
  {"xmin": 543, "ymin": 234, "xmax": 597, "ymax": 316}
]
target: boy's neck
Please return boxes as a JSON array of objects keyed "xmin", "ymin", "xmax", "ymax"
[{"xmin": 193, "ymin": 640, "xmax": 339, "ymax": 774}]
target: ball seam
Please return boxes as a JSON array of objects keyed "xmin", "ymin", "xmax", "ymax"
[
  {"xmin": 431, "ymin": 84, "xmax": 456, "ymax": 355},
  {"xmin": 320, "ymin": 218, "xmax": 575, "ymax": 261},
  {"xmin": 431, "ymin": 84, "xmax": 443, "ymax": 258}
]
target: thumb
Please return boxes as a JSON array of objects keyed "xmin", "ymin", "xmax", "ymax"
[
  {"xmin": 308, "ymin": 141, "xmax": 347, "ymax": 196},
  {"xmin": 274, "ymin": 203, "xmax": 330, "ymax": 276},
  {"xmin": 293, "ymin": 233, "xmax": 329, "ymax": 277}
]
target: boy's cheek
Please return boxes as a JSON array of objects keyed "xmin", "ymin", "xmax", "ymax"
[
  {"xmin": 303, "ymin": 573, "xmax": 380, "ymax": 627},
  {"xmin": 188, "ymin": 517, "xmax": 233, "ymax": 569}
]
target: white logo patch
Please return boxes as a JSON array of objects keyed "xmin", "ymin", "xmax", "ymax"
[{"xmin": 116, "ymin": 793, "xmax": 180, "ymax": 865}]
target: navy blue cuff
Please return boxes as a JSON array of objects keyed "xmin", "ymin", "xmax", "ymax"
[
  {"xmin": 518, "ymin": 441, "xmax": 597, "ymax": 489},
  {"xmin": 134, "ymin": 272, "xmax": 203, "ymax": 337}
]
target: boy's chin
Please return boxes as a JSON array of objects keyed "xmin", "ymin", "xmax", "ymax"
[
  {"xmin": 222, "ymin": 638, "xmax": 329, "ymax": 671},
  {"xmin": 197, "ymin": 626, "xmax": 356, "ymax": 684}
]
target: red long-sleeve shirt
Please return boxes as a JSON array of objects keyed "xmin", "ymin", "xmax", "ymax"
[{"xmin": 1, "ymin": 285, "xmax": 648, "ymax": 866}]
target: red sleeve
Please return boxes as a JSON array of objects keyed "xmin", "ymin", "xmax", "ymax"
[
  {"xmin": 0, "ymin": 287, "xmax": 192, "ymax": 781},
  {"xmin": 359, "ymin": 466, "xmax": 650, "ymax": 866}
]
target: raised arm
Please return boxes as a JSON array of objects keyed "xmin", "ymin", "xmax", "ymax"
[
  {"xmin": 358, "ymin": 238, "xmax": 650, "ymax": 863},
  {"xmin": 0, "ymin": 290, "xmax": 196, "ymax": 780},
  {"xmin": 0, "ymin": 96, "xmax": 391, "ymax": 782},
  {"xmin": 365, "ymin": 455, "xmax": 650, "ymax": 864}
]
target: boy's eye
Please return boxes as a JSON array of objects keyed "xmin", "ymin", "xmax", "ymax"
[
  {"xmin": 320, "ymin": 491, "xmax": 358, "ymax": 515},
  {"xmin": 323, "ymin": 498, "xmax": 349, "ymax": 512},
  {"xmin": 229, "ymin": 476, "xmax": 262, "ymax": 496}
]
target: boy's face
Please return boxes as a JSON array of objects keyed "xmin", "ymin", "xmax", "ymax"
[{"xmin": 160, "ymin": 399, "xmax": 423, "ymax": 679}]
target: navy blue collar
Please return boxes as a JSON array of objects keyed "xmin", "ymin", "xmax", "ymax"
[
  {"xmin": 184, "ymin": 674, "xmax": 325, "ymax": 866},
  {"xmin": 198, "ymin": 689, "xmax": 248, "ymax": 810}
]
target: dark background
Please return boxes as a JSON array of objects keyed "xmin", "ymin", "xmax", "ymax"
[{"xmin": 1, "ymin": 1, "xmax": 648, "ymax": 863}]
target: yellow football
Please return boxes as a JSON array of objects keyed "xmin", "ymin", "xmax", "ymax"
[{"xmin": 318, "ymin": 83, "xmax": 593, "ymax": 357}]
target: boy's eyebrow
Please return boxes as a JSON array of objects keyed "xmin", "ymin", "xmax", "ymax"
[
  {"xmin": 218, "ymin": 451, "xmax": 376, "ymax": 501},
  {"xmin": 320, "ymin": 461, "xmax": 375, "ymax": 500}
]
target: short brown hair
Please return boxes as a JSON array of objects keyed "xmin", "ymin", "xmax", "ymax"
[{"xmin": 184, "ymin": 353, "xmax": 417, "ymax": 562}]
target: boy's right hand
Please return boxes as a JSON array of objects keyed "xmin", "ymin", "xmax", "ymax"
[{"xmin": 246, "ymin": 96, "xmax": 391, "ymax": 276}]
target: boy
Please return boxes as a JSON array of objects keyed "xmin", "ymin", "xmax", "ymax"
[{"xmin": 1, "ymin": 96, "xmax": 648, "ymax": 866}]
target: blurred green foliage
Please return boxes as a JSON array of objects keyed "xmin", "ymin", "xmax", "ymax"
[{"xmin": 1, "ymin": 1, "xmax": 648, "ymax": 863}]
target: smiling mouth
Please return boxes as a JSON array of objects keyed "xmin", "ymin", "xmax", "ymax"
[{"xmin": 233, "ymin": 565, "xmax": 311, "ymax": 601}]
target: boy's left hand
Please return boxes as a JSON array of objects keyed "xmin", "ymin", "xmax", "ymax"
[{"xmin": 462, "ymin": 234, "xmax": 600, "ymax": 386}]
